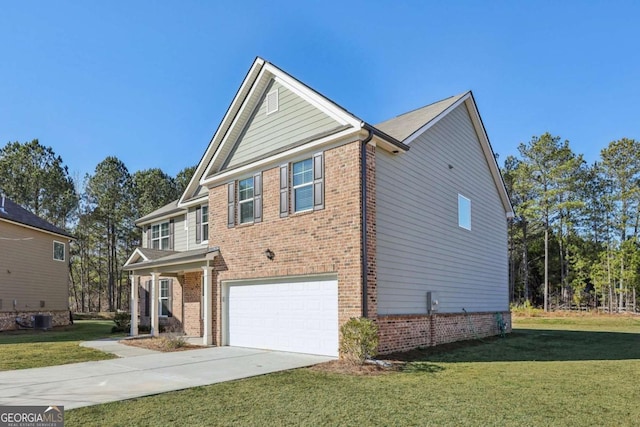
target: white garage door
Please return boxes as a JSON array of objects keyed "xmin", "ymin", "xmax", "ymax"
[{"xmin": 228, "ymin": 278, "xmax": 338, "ymax": 357}]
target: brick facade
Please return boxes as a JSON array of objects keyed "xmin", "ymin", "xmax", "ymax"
[
  {"xmin": 209, "ymin": 140, "xmax": 366, "ymax": 346},
  {"xmin": 0, "ymin": 310, "xmax": 70, "ymax": 331},
  {"xmin": 377, "ymin": 311, "xmax": 512, "ymax": 354}
]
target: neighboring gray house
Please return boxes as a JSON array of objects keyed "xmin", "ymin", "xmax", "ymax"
[
  {"xmin": 0, "ymin": 195, "xmax": 73, "ymax": 330},
  {"xmin": 125, "ymin": 57, "xmax": 513, "ymax": 356}
]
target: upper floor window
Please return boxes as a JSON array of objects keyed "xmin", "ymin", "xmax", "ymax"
[
  {"xmin": 53, "ymin": 241, "xmax": 65, "ymax": 261},
  {"xmin": 238, "ymin": 177, "xmax": 255, "ymax": 224},
  {"xmin": 292, "ymin": 158, "xmax": 313, "ymax": 212},
  {"xmin": 201, "ymin": 205, "xmax": 209, "ymax": 242},
  {"xmin": 151, "ymin": 222, "xmax": 170, "ymax": 249},
  {"xmin": 458, "ymin": 194, "xmax": 471, "ymax": 230},
  {"xmin": 280, "ymin": 152, "xmax": 324, "ymax": 217},
  {"xmin": 227, "ymin": 172, "xmax": 262, "ymax": 228}
]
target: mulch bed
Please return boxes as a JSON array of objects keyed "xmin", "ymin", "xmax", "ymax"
[{"xmin": 119, "ymin": 337, "xmax": 202, "ymax": 352}]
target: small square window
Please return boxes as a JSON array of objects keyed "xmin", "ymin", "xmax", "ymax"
[
  {"xmin": 458, "ymin": 194, "xmax": 471, "ymax": 230},
  {"xmin": 53, "ymin": 241, "xmax": 65, "ymax": 261}
]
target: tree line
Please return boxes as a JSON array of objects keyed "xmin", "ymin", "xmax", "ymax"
[
  {"xmin": 503, "ymin": 133, "xmax": 639, "ymax": 312},
  {"xmin": 2, "ymin": 136, "xmax": 638, "ymax": 313},
  {"xmin": 0, "ymin": 139, "xmax": 195, "ymax": 312}
]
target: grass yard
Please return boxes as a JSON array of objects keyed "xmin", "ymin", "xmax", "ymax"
[
  {"xmin": 67, "ymin": 314, "xmax": 640, "ymax": 427},
  {"xmin": 0, "ymin": 320, "xmax": 120, "ymax": 370}
]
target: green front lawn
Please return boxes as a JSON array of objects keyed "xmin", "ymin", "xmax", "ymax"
[
  {"xmin": 0, "ymin": 320, "xmax": 120, "ymax": 370},
  {"xmin": 67, "ymin": 315, "xmax": 640, "ymax": 427}
]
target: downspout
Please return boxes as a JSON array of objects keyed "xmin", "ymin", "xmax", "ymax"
[{"xmin": 361, "ymin": 128, "xmax": 374, "ymax": 318}]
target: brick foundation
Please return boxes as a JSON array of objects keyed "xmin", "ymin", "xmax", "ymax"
[
  {"xmin": 377, "ymin": 311, "xmax": 512, "ymax": 354},
  {"xmin": 0, "ymin": 310, "xmax": 71, "ymax": 331}
]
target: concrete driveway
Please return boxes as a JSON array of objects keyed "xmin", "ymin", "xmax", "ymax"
[{"xmin": 0, "ymin": 345, "xmax": 333, "ymax": 409}]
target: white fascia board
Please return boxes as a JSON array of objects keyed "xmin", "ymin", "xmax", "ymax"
[
  {"xmin": 198, "ymin": 66, "xmax": 273, "ymax": 188},
  {"xmin": 124, "ymin": 248, "xmax": 149, "ymax": 268},
  {"xmin": 179, "ymin": 58, "xmax": 266, "ymax": 207},
  {"xmin": 202, "ymin": 127, "xmax": 361, "ymax": 187},
  {"xmin": 136, "ymin": 210, "xmax": 186, "ymax": 227},
  {"xmin": 403, "ymin": 92, "xmax": 471, "ymax": 146},
  {"xmin": 177, "ymin": 195, "xmax": 208, "ymax": 209},
  {"xmin": 270, "ymin": 66, "xmax": 361, "ymax": 128},
  {"xmin": 463, "ymin": 96, "xmax": 514, "ymax": 217}
]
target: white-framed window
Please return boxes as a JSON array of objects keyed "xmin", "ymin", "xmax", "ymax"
[
  {"xmin": 238, "ymin": 177, "xmax": 255, "ymax": 224},
  {"xmin": 159, "ymin": 279, "xmax": 171, "ymax": 317},
  {"xmin": 201, "ymin": 205, "xmax": 209, "ymax": 243},
  {"xmin": 151, "ymin": 222, "xmax": 170, "ymax": 249},
  {"xmin": 458, "ymin": 194, "xmax": 471, "ymax": 230},
  {"xmin": 53, "ymin": 241, "xmax": 65, "ymax": 261},
  {"xmin": 292, "ymin": 158, "xmax": 313, "ymax": 212}
]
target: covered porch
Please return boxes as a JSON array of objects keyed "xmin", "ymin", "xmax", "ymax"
[{"xmin": 123, "ymin": 247, "xmax": 219, "ymax": 346}]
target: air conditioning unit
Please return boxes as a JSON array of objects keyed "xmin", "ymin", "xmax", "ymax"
[{"xmin": 34, "ymin": 314, "xmax": 52, "ymax": 330}]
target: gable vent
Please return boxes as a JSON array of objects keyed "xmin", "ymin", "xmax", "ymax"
[{"xmin": 266, "ymin": 88, "xmax": 279, "ymax": 115}]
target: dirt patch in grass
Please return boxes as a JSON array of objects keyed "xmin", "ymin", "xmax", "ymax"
[
  {"xmin": 309, "ymin": 359, "xmax": 402, "ymax": 376},
  {"xmin": 120, "ymin": 337, "xmax": 201, "ymax": 352}
]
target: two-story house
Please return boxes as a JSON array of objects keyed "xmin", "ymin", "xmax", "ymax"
[
  {"xmin": 124, "ymin": 57, "xmax": 514, "ymax": 357},
  {"xmin": 0, "ymin": 195, "xmax": 73, "ymax": 330}
]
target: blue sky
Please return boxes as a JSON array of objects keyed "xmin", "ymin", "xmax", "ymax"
[{"xmin": 1, "ymin": 1, "xmax": 638, "ymax": 183}]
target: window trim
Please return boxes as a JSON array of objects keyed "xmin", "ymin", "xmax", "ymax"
[
  {"xmin": 151, "ymin": 221, "xmax": 171, "ymax": 249},
  {"xmin": 159, "ymin": 279, "xmax": 171, "ymax": 318},
  {"xmin": 292, "ymin": 158, "xmax": 314, "ymax": 213},
  {"xmin": 53, "ymin": 240, "xmax": 65, "ymax": 262},
  {"xmin": 458, "ymin": 194, "xmax": 472, "ymax": 231},
  {"xmin": 200, "ymin": 205, "xmax": 209, "ymax": 244},
  {"xmin": 238, "ymin": 176, "xmax": 255, "ymax": 224}
]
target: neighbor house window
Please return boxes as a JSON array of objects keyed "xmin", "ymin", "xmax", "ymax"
[
  {"xmin": 238, "ymin": 177, "xmax": 255, "ymax": 224},
  {"xmin": 293, "ymin": 158, "xmax": 313, "ymax": 212},
  {"xmin": 159, "ymin": 279, "xmax": 171, "ymax": 317},
  {"xmin": 458, "ymin": 194, "xmax": 471, "ymax": 230},
  {"xmin": 151, "ymin": 222, "xmax": 170, "ymax": 249},
  {"xmin": 53, "ymin": 241, "xmax": 65, "ymax": 261}
]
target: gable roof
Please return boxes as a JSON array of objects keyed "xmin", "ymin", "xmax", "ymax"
[
  {"xmin": 0, "ymin": 196, "xmax": 73, "ymax": 239},
  {"xmin": 179, "ymin": 57, "xmax": 407, "ymax": 205},
  {"xmin": 136, "ymin": 199, "xmax": 183, "ymax": 226},
  {"xmin": 175, "ymin": 57, "xmax": 512, "ymax": 218},
  {"xmin": 375, "ymin": 93, "xmax": 468, "ymax": 142}
]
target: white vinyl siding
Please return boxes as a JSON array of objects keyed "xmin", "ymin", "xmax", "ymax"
[
  {"xmin": 173, "ymin": 214, "xmax": 187, "ymax": 251},
  {"xmin": 376, "ymin": 103, "xmax": 508, "ymax": 315},
  {"xmin": 225, "ymin": 80, "xmax": 340, "ymax": 168}
]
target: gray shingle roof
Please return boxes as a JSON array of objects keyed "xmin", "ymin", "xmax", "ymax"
[
  {"xmin": 136, "ymin": 199, "xmax": 183, "ymax": 225},
  {"xmin": 374, "ymin": 92, "xmax": 468, "ymax": 142},
  {"xmin": 0, "ymin": 196, "xmax": 73, "ymax": 238}
]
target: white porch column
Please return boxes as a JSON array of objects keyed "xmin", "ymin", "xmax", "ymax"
[
  {"xmin": 150, "ymin": 272, "xmax": 160, "ymax": 337},
  {"xmin": 130, "ymin": 274, "xmax": 138, "ymax": 336},
  {"xmin": 202, "ymin": 266, "xmax": 213, "ymax": 346}
]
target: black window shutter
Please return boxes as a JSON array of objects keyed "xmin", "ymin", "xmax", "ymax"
[
  {"xmin": 254, "ymin": 172, "xmax": 262, "ymax": 223},
  {"xmin": 227, "ymin": 182, "xmax": 236, "ymax": 228},
  {"xmin": 167, "ymin": 279, "xmax": 173, "ymax": 318},
  {"xmin": 279, "ymin": 164, "xmax": 289, "ymax": 217},
  {"xmin": 195, "ymin": 206, "xmax": 202, "ymax": 243},
  {"xmin": 313, "ymin": 152, "xmax": 324, "ymax": 210},
  {"xmin": 169, "ymin": 219, "xmax": 175, "ymax": 250},
  {"xmin": 144, "ymin": 280, "xmax": 151, "ymax": 317},
  {"xmin": 146, "ymin": 226, "xmax": 151, "ymax": 248}
]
